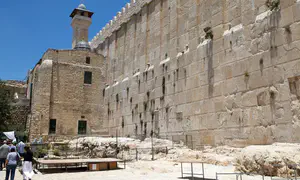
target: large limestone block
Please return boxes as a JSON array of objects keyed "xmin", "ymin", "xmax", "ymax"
[
  {"xmin": 209, "ymin": 80, "xmax": 221, "ymax": 97},
  {"xmin": 272, "ymin": 65, "xmax": 285, "ymax": 84},
  {"xmin": 214, "ymin": 96, "xmax": 225, "ymax": 112},
  {"xmin": 222, "ymin": 64, "xmax": 233, "ymax": 80},
  {"xmin": 222, "ymin": 78, "xmax": 238, "ymax": 95},
  {"xmin": 214, "ymin": 67, "xmax": 224, "ymax": 83},
  {"xmin": 275, "ymin": 101, "xmax": 293, "ymax": 123},
  {"xmin": 279, "ymin": 6, "xmax": 294, "ymax": 28},
  {"xmin": 256, "ymin": 88, "xmax": 270, "ymax": 106},
  {"xmin": 293, "ymin": 1, "xmax": 300, "ymax": 22},
  {"xmin": 290, "ymin": 22, "xmax": 300, "ymax": 41},
  {"xmin": 275, "ymin": 81, "xmax": 291, "ymax": 102},
  {"xmin": 186, "ymin": 75, "xmax": 200, "ymax": 90},
  {"xmin": 223, "ymin": 24, "xmax": 244, "ymax": 49},
  {"xmin": 242, "ymin": 90, "xmax": 258, "ymax": 107},
  {"xmin": 232, "ymin": 58, "xmax": 250, "ymax": 77},
  {"xmin": 248, "ymin": 68, "xmax": 273, "ymax": 90},
  {"xmin": 251, "ymin": 106, "xmax": 273, "ymax": 127}
]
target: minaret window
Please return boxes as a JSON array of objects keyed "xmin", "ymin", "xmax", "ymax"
[
  {"xmin": 49, "ymin": 119, "xmax": 56, "ymax": 134},
  {"xmin": 86, "ymin": 57, "xmax": 91, "ymax": 64},
  {"xmin": 84, "ymin": 71, "xmax": 92, "ymax": 84},
  {"xmin": 78, "ymin": 120, "xmax": 87, "ymax": 135}
]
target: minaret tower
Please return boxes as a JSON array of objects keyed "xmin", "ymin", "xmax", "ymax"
[{"xmin": 70, "ymin": 4, "xmax": 94, "ymax": 49}]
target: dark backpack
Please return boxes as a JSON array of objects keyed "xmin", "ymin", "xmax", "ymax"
[{"xmin": 16, "ymin": 153, "xmax": 20, "ymax": 162}]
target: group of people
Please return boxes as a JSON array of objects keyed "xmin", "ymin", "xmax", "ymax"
[{"xmin": 0, "ymin": 140, "xmax": 34, "ymax": 180}]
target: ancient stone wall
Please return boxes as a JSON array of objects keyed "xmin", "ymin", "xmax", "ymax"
[
  {"xmin": 28, "ymin": 49, "xmax": 107, "ymax": 141},
  {"xmin": 2, "ymin": 81, "xmax": 29, "ymax": 139},
  {"xmin": 90, "ymin": 0, "xmax": 300, "ymax": 147}
]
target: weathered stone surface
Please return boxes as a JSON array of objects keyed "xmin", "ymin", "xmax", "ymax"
[
  {"xmin": 28, "ymin": 1, "xmax": 300, "ymax": 147},
  {"xmin": 28, "ymin": 50, "xmax": 106, "ymax": 141}
]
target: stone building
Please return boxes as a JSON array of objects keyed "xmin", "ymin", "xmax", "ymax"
[
  {"xmin": 1, "ymin": 81, "xmax": 29, "ymax": 139},
  {"xmin": 27, "ymin": 4, "xmax": 106, "ymax": 141},
  {"xmin": 28, "ymin": 1, "xmax": 300, "ymax": 147},
  {"xmin": 89, "ymin": 0, "xmax": 300, "ymax": 148}
]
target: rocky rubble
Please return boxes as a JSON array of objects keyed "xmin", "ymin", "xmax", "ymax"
[
  {"xmin": 69, "ymin": 137, "xmax": 240, "ymax": 165},
  {"xmin": 235, "ymin": 143, "xmax": 300, "ymax": 177},
  {"xmin": 69, "ymin": 137, "xmax": 300, "ymax": 177}
]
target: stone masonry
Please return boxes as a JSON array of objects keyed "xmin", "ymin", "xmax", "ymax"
[
  {"xmin": 89, "ymin": 0, "xmax": 300, "ymax": 147},
  {"xmin": 27, "ymin": 5, "xmax": 107, "ymax": 141},
  {"xmin": 27, "ymin": 49, "xmax": 106, "ymax": 141},
  {"xmin": 2, "ymin": 81, "xmax": 29, "ymax": 138}
]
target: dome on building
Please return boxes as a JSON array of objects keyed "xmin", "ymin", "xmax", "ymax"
[
  {"xmin": 78, "ymin": 4, "xmax": 86, "ymax": 10},
  {"xmin": 74, "ymin": 40, "xmax": 91, "ymax": 51}
]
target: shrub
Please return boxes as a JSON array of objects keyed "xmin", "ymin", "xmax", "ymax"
[
  {"xmin": 34, "ymin": 147, "xmax": 48, "ymax": 158},
  {"xmin": 265, "ymin": 0, "xmax": 280, "ymax": 11},
  {"xmin": 53, "ymin": 148, "xmax": 61, "ymax": 156},
  {"xmin": 81, "ymin": 141, "xmax": 99, "ymax": 158}
]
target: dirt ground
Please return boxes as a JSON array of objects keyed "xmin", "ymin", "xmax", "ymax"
[{"xmin": 0, "ymin": 160, "xmax": 275, "ymax": 180}]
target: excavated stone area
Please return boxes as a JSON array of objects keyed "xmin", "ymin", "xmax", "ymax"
[
  {"xmin": 68, "ymin": 137, "xmax": 240, "ymax": 165},
  {"xmin": 67, "ymin": 137, "xmax": 300, "ymax": 177}
]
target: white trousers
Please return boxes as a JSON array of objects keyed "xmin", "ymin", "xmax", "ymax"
[{"xmin": 22, "ymin": 161, "xmax": 34, "ymax": 180}]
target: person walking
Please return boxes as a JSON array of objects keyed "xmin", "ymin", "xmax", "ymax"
[
  {"xmin": 5, "ymin": 148, "xmax": 20, "ymax": 180},
  {"xmin": 0, "ymin": 141, "xmax": 10, "ymax": 171},
  {"xmin": 9, "ymin": 142, "xmax": 16, "ymax": 151},
  {"xmin": 22, "ymin": 146, "xmax": 34, "ymax": 180},
  {"xmin": 17, "ymin": 141, "xmax": 26, "ymax": 157}
]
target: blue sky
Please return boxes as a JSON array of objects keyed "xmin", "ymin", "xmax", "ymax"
[{"xmin": 0, "ymin": 1, "xmax": 130, "ymax": 81}]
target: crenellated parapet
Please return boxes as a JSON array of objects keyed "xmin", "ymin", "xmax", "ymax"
[{"xmin": 90, "ymin": 0, "xmax": 152, "ymax": 49}]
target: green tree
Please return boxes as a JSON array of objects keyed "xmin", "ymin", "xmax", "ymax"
[{"xmin": 0, "ymin": 80, "xmax": 12, "ymax": 131}]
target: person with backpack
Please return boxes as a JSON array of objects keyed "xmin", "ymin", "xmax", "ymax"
[{"xmin": 5, "ymin": 148, "xmax": 20, "ymax": 180}]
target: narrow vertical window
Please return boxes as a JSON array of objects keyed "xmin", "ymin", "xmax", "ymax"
[
  {"xmin": 86, "ymin": 57, "xmax": 91, "ymax": 64},
  {"xmin": 84, "ymin": 71, "xmax": 92, "ymax": 84},
  {"xmin": 78, "ymin": 120, "xmax": 87, "ymax": 135},
  {"xmin": 49, "ymin": 119, "xmax": 56, "ymax": 134}
]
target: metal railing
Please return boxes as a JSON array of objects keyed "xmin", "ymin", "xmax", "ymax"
[
  {"xmin": 119, "ymin": 146, "xmax": 169, "ymax": 161},
  {"xmin": 180, "ymin": 162, "xmax": 205, "ymax": 180},
  {"xmin": 178, "ymin": 162, "xmax": 300, "ymax": 180},
  {"xmin": 216, "ymin": 172, "xmax": 243, "ymax": 180}
]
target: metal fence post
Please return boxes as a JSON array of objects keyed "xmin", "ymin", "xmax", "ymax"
[
  {"xmin": 181, "ymin": 162, "xmax": 183, "ymax": 178},
  {"xmin": 135, "ymin": 148, "xmax": 138, "ymax": 161},
  {"xmin": 172, "ymin": 136, "xmax": 174, "ymax": 148},
  {"xmin": 191, "ymin": 163, "xmax": 194, "ymax": 180},
  {"xmin": 285, "ymin": 164, "xmax": 289, "ymax": 179},
  {"xmin": 166, "ymin": 147, "xmax": 168, "ymax": 155},
  {"xmin": 262, "ymin": 165, "xmax": 265, "ymax": 180},
  {"xmin": 202, "ymin": 162, "xmax": 205, "ymax": 179},
  {"xmin": 191, "ymin": 135, "xmax": 194, "ymax": 150},
  {"xmin": 185, "ymin": 135, "xmax": 188, "ymax": 147}
]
